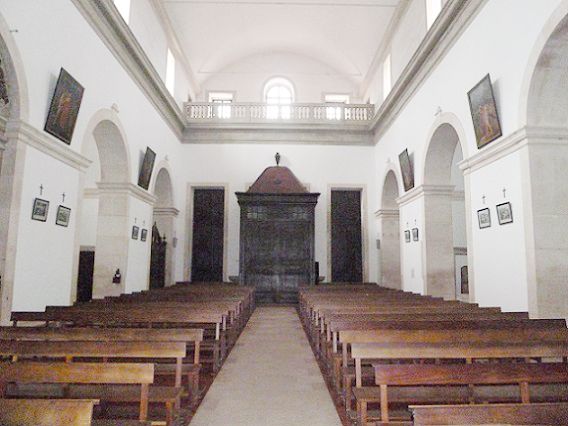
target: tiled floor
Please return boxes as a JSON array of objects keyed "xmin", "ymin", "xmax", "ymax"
[{"xmin": 189, "ymin": 307, "xmax": 342, "ymax": 426}]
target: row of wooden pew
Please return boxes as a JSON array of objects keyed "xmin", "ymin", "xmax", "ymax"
[
  {"xmin": 299, "ymin": 284, "xmax": 568, "ymax": 425},
  {"xmin": 0, "ymin": 282, "xmax": 254, "ymax": 425}
]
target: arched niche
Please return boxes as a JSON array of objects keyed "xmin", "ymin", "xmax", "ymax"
[
  {"xmin": 519, "ymin": 5, "xmax": 568, "ymax": 318},
  {"xmin": 422, "ymin": 121, "xmax": 467, "ymax": 300},
  {"xmin": 377, "ymin": 168, "xmax": 402, "ymax": 289},
  {"xmin": 75, "ymin": 111, "xmax": 132, "ymax": 300},
  {"xmin": 151, "ymin": 165, "xmax": 177, "ymax": 288}
]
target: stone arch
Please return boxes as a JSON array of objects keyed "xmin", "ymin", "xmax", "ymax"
[
  {"xmin": 421, "ymin": 115, "xmax": 469, "ymax": 300},
  {"xmin": 75, "ymin": 109, "xmax": 132, "ymax": 300},
  {"xmin": 377, "ymin": 166, "xmax": 402, "ymax": 289},
  {"xmin": 517, "ymin": 3, "xmax": 568, "ymax": 318},
  {"xmin": 151, "ymin": 164, "xmax": 177, "ymax": 287}
]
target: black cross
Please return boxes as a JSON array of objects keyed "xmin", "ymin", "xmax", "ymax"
[{"xmin": 39, "ymin": 184, "xmax": 44, "ymax": 196}]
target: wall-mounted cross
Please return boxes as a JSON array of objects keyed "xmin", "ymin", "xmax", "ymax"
[
  {"xmin": 62, "ymin": 192, "xmax": 66, "ymax": 203},
  {"xmin": 502, "ymin": 188, "xmax": 507, "ymax": 198},
  {"xmin": 39, "ymin": 184, "xmax": 44, "ymax": 196},
  {"xmin": 482, "ymin": 195, "xmax": 486, "ymax": 205}
]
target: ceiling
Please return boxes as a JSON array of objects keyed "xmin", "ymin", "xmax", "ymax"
[{"xmin": 161, "ymin": 0, "xmax": 401, "ymax": 87}]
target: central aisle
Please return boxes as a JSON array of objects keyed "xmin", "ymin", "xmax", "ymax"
[{"xmin": 190, "ymin": 307, "xmax": 342, "ymax": 426}]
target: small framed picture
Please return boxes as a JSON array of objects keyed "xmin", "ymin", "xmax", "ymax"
[
  {"xmin": 32, "ymin": 198, "xmax": 50, "ymax": 222},
  {"xmin": 412, "ymin": 228, "xmax": 419, "ymax": 242},
  {"xmin": 496, "ymin": 202, "xmax": 513, "ymax": 225},
  {"xmin": 140, "ymin": 229, "xmax": 148, "ymax": 242},
  {"xmin": 55, "ymin": 205, "xmax": 71, "ymax": 227},
  {"xmin": 404, "ymin": 230, "xmax": 411, "ymax": 243},
  {"xmin": 477, "ymin": 207, "xmax": 491, "ymax": 229},
  {"xmin": 131, "ymin": 225, "xmax": 139, "ymax": 240}
]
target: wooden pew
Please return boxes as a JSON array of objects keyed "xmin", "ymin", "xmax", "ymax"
[
  {"xmin": 0, "ymin": 340, "xmax": 185, "ymax": 417},
  {"xmin": 0, "ymin": 398, "xmax": 99, "ymax": 426},
  {"xmin": 0, "ymin": 362, "xmax": 154, "ymax": 423},
  {"xmin": 409, "ymin": 402, "xmax": 568, "ymax": 425}
]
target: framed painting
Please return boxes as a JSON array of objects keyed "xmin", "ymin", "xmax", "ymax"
[
  {"xmin": 477, "ymin": 207, "xmax": 491, "ymax": 229},
  {"xmin": 496, "ymin": 202, "xmax": 513, "ymax": 225},
  {"xmin": 32, "ymin": 198, "xmax": 49, "ymax": 222},
  {"xmin": 137, "ymin": 147, "xmax": 156, "ymax": 190},
  {"xmin": 131, "ymin": 225, "xmax": 140, "ymax": 240},
  {"xmin": 44, "ymin": 68, "xmax": 84, "ymax": 145},
  {"xmin": 141, "ymin": 229, "xmax": 148, "ymax": 242},
  {"xmin": 412, "ymin": 227, "xmax": 419, "ymax": 242},
  {"xmin": 55, "ymin": 205, "xmax": 71, "ymax": 227},
  {"xmin": 398, "ymin": 149, "xmax": 415, "ymax": 192},
  {"xmin": 467, "ymin": 74, "xmax": 502, "ymax": 149},
  {"xmin": 404, "ymin": 230, "xmax": 411, "ymax": 243}
]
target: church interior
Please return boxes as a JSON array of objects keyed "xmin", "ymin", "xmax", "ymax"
[{"xmin": 0, "ymin": 0, "xmax": 567, "ymax": 425}]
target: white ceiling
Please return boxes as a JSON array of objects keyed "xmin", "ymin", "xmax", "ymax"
[{"xmin": 161, "ymin": 0, "xmax": 400, "ymax": 86}]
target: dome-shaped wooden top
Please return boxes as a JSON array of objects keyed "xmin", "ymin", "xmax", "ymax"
[{"xmin": 247, "ymin": 166, "xmax": 307, "ymax": 194}]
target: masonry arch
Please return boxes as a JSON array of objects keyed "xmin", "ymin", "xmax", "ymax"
[
  {"xmin": 150, "ymin": 164, "xmax": 177, "ymax": 288},
  {"xmin": 76, "ymin": 109, "xmax": 132, "ymax": 301},
  {"xmin": 517, "ymin": 4, "xmax": 568, "ymax": 318},
  {"xmin": 377, "ymin": 167, "xmax": 402, "ymax": 289},
  {"xmin": 422, "ymin": 116, "xmax": 469, "ymax": 300}
]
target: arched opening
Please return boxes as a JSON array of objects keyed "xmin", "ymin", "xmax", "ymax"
[
  {"xmin": 423, "ymin": 123, "xmax": 467, "ymax": 300},
  {"xmin": 522, "ymin": 9, "xmax": 568, "ymax": 318},
  {"xmin": 378, "ymin": 170, "xmax": 401, "ymax": 289},
  {"xmin": 264, "ymin": 77, "xmax": 294, "ymax": 119},
  {"xmin": 77, "ymin": 115, "xmax": 131, "ymax": 301},
  {"xmin": 0, "ymin": 21, "xmax": 28, "ymax": 324},
  {"xmin": 151, "ymin": 167, "xmax": 176, "ymax": 288}
]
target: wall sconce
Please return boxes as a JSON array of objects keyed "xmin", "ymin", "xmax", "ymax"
[{"xmin": 112, "ymin": 269, "xmax": 122, "ymax": 284}]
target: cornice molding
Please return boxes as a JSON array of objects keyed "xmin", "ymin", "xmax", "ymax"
[
  {"xmin": 71, "ymin": 0, "xmax": 186, "ymax": 139},
  {"xmin": 375, "ymin": 208, "xmax": 400, "ymax": 219},
  {"xmin": 96, "ymin": 182, "xmax": 157, "ymax": 205},
  {"xmin": 370, "ymin": 0, "xmax": 489, "ymax": 140},
  {"xmin": 4, "ymin": 119, "xmax": 91, "ymax": 171},
  {"xmin": 459, "ymin": 126, "xmax": 568, "ymax": 175},
  {"xmin": 396, "ymin": 184, "xmax": 455, "ymax": 207},
  {"xmin": 153, "ymin": 206, "xmax": 180, "ymax": 217},
  {"xmin": 183, "ymin": 125, "xmax": 374, "ymax": 145}
]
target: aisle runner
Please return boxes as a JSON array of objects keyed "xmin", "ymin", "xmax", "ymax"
[{"xmin": 190, "ymin": 307, "xmax": 342, "ymax": 426}]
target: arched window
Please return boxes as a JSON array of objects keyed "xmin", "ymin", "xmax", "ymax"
[{"xmin": 264, "ymin": 78, "xmax": 294, "ymax": 119}]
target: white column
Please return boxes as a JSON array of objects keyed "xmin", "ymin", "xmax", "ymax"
[{"xmin": 375, "ymin": 208, "xmax": 401, "ymax": 289}]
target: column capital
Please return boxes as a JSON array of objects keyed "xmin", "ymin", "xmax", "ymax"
[
  {"xmin": 153, "ymin": 206, "xmax": 180, "ymax": 217},
  {"xmin": 96, "ymin": 182, "xmax": 157, "ymax": 206}
]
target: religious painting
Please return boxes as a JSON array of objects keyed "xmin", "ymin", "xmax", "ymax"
[
  {"xmin": 31, "ymin": 198, "xmax": 49, "ymax": 222},
  {"xmin": 44, "ymin": 68, "xmax": 84, "ymax": 145},
  {"xmin": 137, "ymin": 147, "xmax": 156, "ymax": 190},
  {"xmin": 131, "ymin": 225, "xmax": 140, "ymax": 240},
  {"xmin": 477, "ymin": 207, "xmax": 491, "ymax": 229},
  {"xmin": 404, "ymin": 230, "xmax": 411, "ymax": 243},
  {"xmin": 398, "ymin": 149, "xmax": 415, "ymax": 192},
  {"xmin": 412, "ymin": 228, "xmax": 419, "ymax": 242},
  {"xmin": 141, "ymin": 229, "xmax": 148, "ymax": 242},
  {"xmin": 496, "ymin": 202, "xmax": 513, "ymax": 225},
  {"xmin": 55, "ymin": 205, "xmax": 71, "ymax": 227},
  {"xmin": 467, "ymin": 74, "xmax": 502, "ymax": 149}
]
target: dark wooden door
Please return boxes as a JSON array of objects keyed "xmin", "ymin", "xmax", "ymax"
[
  {"xmin": 77, "ymin": 251, "xmax": 94, "ymax": 302},
  {"xmin": 150, "ymin": 224, "xmax": 167, "ymax": 289},
  {"xmin": 191, "ymin": 188, "xmax": 224, "ymax": 282},
  {"xmin": 331, "ymin": 190, "xmax": 363, "ymax": 282}
]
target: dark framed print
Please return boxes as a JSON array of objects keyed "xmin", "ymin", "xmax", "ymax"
[
  {"xmin": 31, "ymin": 198, "xmax": 49, "ymax": 222},
  {"xmin": 496, "ymin": 202, "xmax": 513, "ymax": 225},
  {"xmin": 137, "ymin": 147, "xmax": 156, "ymax": 190},
  {"xmin": 44, "ymin": 68, "xmax": 84, "ymax": 145},
  {"xmin": 55, "ymin": 205, "xmax": 71, "ymax": 227},
  {"xmin": 140, "ymin": 229, "xmax": 148, "ymax": 242},
  {"xmin": 467, "ymin": 74, "xmax": 502, "ymax": 149},
  {"xmin": 477, "ymin": 207, "xmax": 491, "ymax": 229},
  {"xmin": 412, "ymin": 228, "xmax": 419, "ymax": 242},
  {"xmin": 131, "ymin": 225, "xmax": 140, "ymax": 240},
  {"xmin": 398, "ymin": 149, "xmax": 415, "ymax": 192},
  {"xmin": 404, "ymin": 230, "xmax": 411, "ymax": 243}
]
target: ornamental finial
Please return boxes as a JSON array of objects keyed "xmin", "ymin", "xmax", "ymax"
[{"xmin": 275, "ymin": 152, "xmax": 281, "ymax": 166}]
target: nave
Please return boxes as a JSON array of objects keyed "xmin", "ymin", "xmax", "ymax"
[{"xmin": 0, "ymin": 282, "xmax": 567, "ymax": 425}]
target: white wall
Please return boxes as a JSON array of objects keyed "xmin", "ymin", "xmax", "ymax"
[
  {"xmin": 178, "ymin": 144, "xmax": 378, "ymax": 283},
  {"xmin": 373, "ymin": 0, "xmax": 563, "ymax": 312},
  {"xmin": 199, "ymin": 52, "xmax": 360, "ymax": 103}
]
